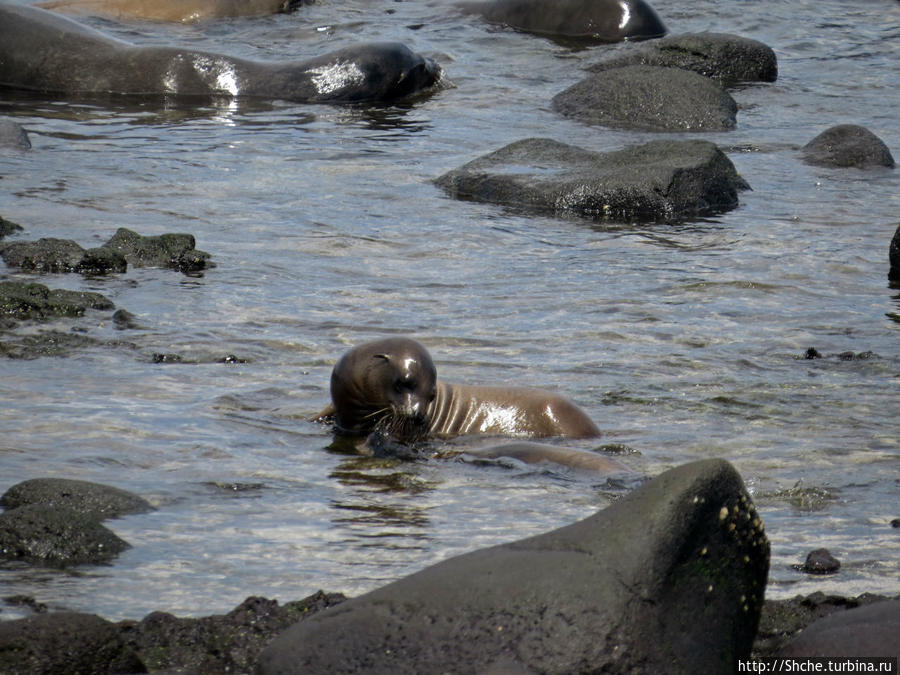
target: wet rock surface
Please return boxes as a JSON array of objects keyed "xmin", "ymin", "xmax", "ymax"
[
  {"xmin": 800, "ymin": 124, "xmax": 895, "ymax": 169},
  {"xmin": 258, "ymin": 458, "xmax": 769, "ymax": 674},
  {"xmin": 552, "ymin": 65, "xmax": 738, "ymax": 132},
  {"xmin": 588, "ymin": 32, "xmax": 778, "ymax": 87},
  {"xmin": 435, "ymin": 137, "xmax": 750, "ymax": 223}
]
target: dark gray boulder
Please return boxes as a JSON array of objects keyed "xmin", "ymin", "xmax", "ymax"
[
  {"xmin": 0, "ymin": 280, "xmax": 114, "ymax": 321},
  {"xmin": 0, "ymin": 237, "xmax": 86, "ymax": 273},
  {"xmin": 553, "ymin": 65, "xmax": 738, "ymax": 131},
  {"xmin": 435, "ymin": 137, "xmax": 750, "ymax": 223},
  {"xmin": 0, "ymin": 612, "xmax": 146, "ymax": 674},
  {"xmin": 461, "ymin": 0, "xmax": 667, "ymax": 44},
  {"xmin": 801, "ymin": 124, "xmax": 895, "ymax": 169},
  {"xmin": 1, "ymin": 478, "xmax": 153, "ymax": 520},
  {"xmin": 588, "ymin": 32, "xmax": 778, "ymax": 87},
  {"xmin": 0, "ymin": 117, "xmax": 31, "ymax": 151},
  {"xmin": 0, "ymin": 215, "xmax": 24, "ymax": 239},
  {"xmin": 258, "ymin": 458, "xmax": 769, "ymax": 674},
  {"xmin": 890, "ymin": 224, "xmax": 900, "ymax": 282},
  {"xmin": 778, "ymin": 599, "xmax": 900, "ymax": 660},
  {"xmin": 0, "ymin": 503, "xmax": 130, "ymax": 566},
  {"xmin": 102, "ymin": 227, "xmax": 211, "ymax": 273}
]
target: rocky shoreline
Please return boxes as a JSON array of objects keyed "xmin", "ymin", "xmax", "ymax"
[{"xmin": 1, "ymin": 462, "xmax": 897, "ymax": 673}]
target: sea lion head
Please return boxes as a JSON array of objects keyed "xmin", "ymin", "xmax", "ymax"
[
  {"xmin": 304, "ymin": 43, "xmax": 442, "ymax": 102},
  {"xmin": 330, "ymin": 337, "xmax": 437, "ymax": 441}
]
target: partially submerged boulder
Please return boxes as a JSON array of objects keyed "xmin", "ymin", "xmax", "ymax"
[
  {"xmin": 588, "ymin": 32, "xmax": 778, "ymax": 87},
  {"xmin": 435, "ymin": 137, "xmax": 750, "ymax": 223},
  {"xmin": 0, "ymin": 227, "xmax": 212, "ymax": 276},
  {"xmin": 1, "ymin": 478, "xmax": 153, "ymax": 520},
  {"xmin": 553, "ymin": 65, "xmax": 738, "ymax": 132},
  {"xmin": 801, "ymin": 124, "xmax": 895, "ymax": 169},
  {"xmin": 461, "ymin": 0, "xmax": 667, "ymax": 44},
  {"xmin": 889, "ymin": 224, "xmax": 900, "ymax": 283},
  {"xmin": 102, "ymin": 227, "xmax": 211, "ymax": 273},
  {"xmin": 0, "ymin": 280, "xmax": 114, "ymax": 321},
  {"xmin": 259, "ymin": 458, "xmax": 769, "ymax": 673},
  {"xmin": 0, "ymin": 503, "xmax": 130, "ymax": 566},
  {"xmin": 0, "ymin": 117, "xmax": 31, "ymax": 151}
]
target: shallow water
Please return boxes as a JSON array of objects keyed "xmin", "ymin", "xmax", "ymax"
[{"xmin": 0, "ymin": 0, "xmax": 898, "ymax": 622}]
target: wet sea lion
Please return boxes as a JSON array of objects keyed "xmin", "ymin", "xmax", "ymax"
[
  {"xmin": 0, "ymin": 3, "xmax": 441, "ymax": 103},
  {"xmin": 317, "ymin": 337, "xmax": 601, "ymax": 441},
  {"xmin": 36, "ymin": 0, "xmax": 300, "ymax": 22},
  {"xmin": 461, "ymin": 0, "xmax": 667, "ymax": 44}
]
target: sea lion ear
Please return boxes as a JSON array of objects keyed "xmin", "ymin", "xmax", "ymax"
[{"xmin": 373, "ymin": 353, "xmax": 390, "ymax": 362}]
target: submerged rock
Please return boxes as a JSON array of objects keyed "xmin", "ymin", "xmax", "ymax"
[
  {"xmin": 461, "ymin": 0, "xmax": 667, "ymax": 44},
  {"xmin": 588, "ymin": 32, "xmax": 778, "ymax": 87},
  {"xmin": 0, "ymin": 227, "xmax": 212, "ymax": 276},
  {"xmin": 553, "ymin": 65, "xmax": 738, "ymax": 132},
  {"xmin": 0, "ymin": 238, "xmax": 86, "ymax": 273},
  {"xmin": 890, "ymin": 224, "xmax": 900, "ymax": 282},
  {"xmin": 795, "ymin": 547, "xmax": 841, "ymax": 575},
  {"xmin": 1, "ymin": 478, "xmax": 153, "ymax": 520},
  {"xmin": 102, "ymin": 227, "xmax": 211, "ymax": 273},
  {"xmin": 259, "ymin": 458, "xmax": 769, "ymax": 674},
  {"xmin": 0, "ymin": 117, "xmax": 31, "ymax": 151},
  {"xmin": 800, "ymin": 124, "xmax": 895, "ymax": 169},
  {"xmin": 0, "ymin": 503, "xmax": 130, "ymax": 566},
  {"xmin": 0, "ymin": 280, "xmax": 114, "ymax": 321},
  {"xmin": 435, "ymin": 137, "xmax": 750, "ymax": 223},
  {"xmin": 0, "ymin": 215, "xmax": 24, "ymax": 239}
]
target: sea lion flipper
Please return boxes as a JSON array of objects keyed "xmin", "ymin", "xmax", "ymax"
[{"xmin": 310, "ymin": 403, "xmax": 336, "ymax": 423}]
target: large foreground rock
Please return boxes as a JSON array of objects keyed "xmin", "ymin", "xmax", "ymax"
[
  {"xmin": 801, "ymin": 124, "xmax": 895, "ymax": 169},
  {"xmin": 588, "ymin": 32, "xmax": 778, "ymax": 87},
  {"xmin": 435, "ymin": 137, "xmax": 750, "ymax": 223},
  {"xmin": 553, "ymin": 65, "xmax": 738, "ymax": 131},
  {"xmin": 259, "ymin": 458, "xmax": 769, "ymax": 674}
]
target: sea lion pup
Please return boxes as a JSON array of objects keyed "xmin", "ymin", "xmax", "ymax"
[
  {"xmin": 36, "ymin": 0, "xmax": 301, "ymax": 23},
  {"xmin": 320, "ymin": 337, "xmax": 600, "ymax": 440},
  {"xmin": 0, "ymin": 4, "xmax": 442, "ymax": 104},
  {"xmin": 316, "ymin": 338, "xmax": 630, "ymax": 472}
]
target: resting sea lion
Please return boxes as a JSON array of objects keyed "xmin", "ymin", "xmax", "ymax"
[
  {"xmin": 36, "ymin": 0, "xmax": 300, "ymax": 22},
  {"xmin": 0, "ymin": 4, "xmax": 441, "ymax": 103},
  {"xmin": 317, "ymin": 337, "xmax": 601, "ymax": 441},
  {"xmin": 461, "ymin": 0, "xmax": 667, "ymax": 44}
]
